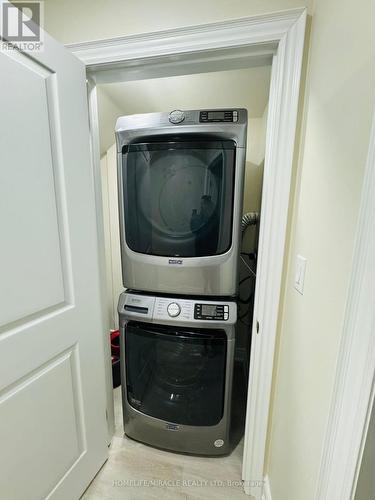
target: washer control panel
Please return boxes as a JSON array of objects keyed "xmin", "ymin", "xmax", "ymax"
[
  {"xmin": 194, "ymin": 303, "xmax": 229, "ymax": 321},
  {"xmin": 120, "ymin": 293, "xmax": 237, "ymax": 325},
  {"xmin": 154, "ymin": 297, "xmax": 193, "ymax": 322}
]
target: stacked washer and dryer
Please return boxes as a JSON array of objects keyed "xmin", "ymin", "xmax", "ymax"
[{"xmin": 115, "ymin": 108, "xmax": 248, "ymax": 455}]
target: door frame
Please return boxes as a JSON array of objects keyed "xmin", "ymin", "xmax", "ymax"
[
  {"xmin": 314, "ymin": 111, "xmax": 375, "ymax": 500},
  {"xmin": 67, "ymin": 8, "xmax": 307, "ymax": 498}
]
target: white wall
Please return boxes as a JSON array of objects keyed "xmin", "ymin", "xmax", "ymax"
[
  {"xmin": 100, "ymin": 155, "xmax": 114, "ymax": 325},
  {"xmin": 100, "ymin": 144, "xmax": 123, "ymax": 329},
  {"xmin": 266, "ymin": 1, "xmax": 375, "ymax": 499}
]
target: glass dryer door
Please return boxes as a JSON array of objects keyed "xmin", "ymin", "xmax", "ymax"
[{"xmin": 121, "ymin": 138, "xmax": 236, "ymax": 258}]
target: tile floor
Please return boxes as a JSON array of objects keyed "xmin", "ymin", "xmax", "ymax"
[{"xmin": 81, "ymin": 387, "xmax": 247, "ymax": 499}]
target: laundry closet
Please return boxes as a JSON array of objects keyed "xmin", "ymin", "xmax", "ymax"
[{"xmin": 98, "ymin": 66, "xmax": 271, "ymax": 458}]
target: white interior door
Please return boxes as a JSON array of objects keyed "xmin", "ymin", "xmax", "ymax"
[{"xmin": 0, "ymin": 9, "xmax": 109, "ymax": 500}]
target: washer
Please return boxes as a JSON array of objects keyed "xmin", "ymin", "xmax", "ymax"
[{"xmin": 118, "ymin": 290, "xmax": 237, "ymax": 455}]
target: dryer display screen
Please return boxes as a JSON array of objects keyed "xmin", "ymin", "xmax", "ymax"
[
  {"xmin": 208, "ymin": 112, "xmax": 225, "ymax": 120},
  {"xmin": 199, "ymin": 110, "xmax": 238, "ymax": 122}
]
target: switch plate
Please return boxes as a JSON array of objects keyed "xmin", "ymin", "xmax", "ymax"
[{"xmin": 294, "ymin": 254, "xmax": 307, "ymax": 294}]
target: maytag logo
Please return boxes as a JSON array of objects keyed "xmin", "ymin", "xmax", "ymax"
[
  {"xmin": 166, "ymin": 423, "xmax": 179, "ymax": 431},
  {"xmin": 168, "ymin": 259, "xmax": 183, "ymax": 265}
]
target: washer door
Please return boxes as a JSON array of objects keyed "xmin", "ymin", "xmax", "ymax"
[
  {"xmin": 121, "ymin": 138, "xmax": 236, "ymax": 257},
  {"xmin": 124, "ymin": 321, "xmax": 227, "ymax": 426}
]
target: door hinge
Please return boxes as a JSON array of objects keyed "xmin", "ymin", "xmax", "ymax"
[{"xmin": 256, "ymin": 320, "xmax": 260, "ymax": 334}]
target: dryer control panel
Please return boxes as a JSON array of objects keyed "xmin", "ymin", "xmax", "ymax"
[{"xmin": 199, "ymin": 109, "xmax": 238, "ymax": 123}]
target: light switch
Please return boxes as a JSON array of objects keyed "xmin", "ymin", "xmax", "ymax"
[{"xmin": 294, "ymin": 254, "xmax": 307, "ymax": 294}]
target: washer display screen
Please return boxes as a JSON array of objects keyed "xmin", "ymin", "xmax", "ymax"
[
  {"xmin": 194, "ymin": 303, "xmax": 227, "ymax": 320},
  {"xmin": 201, "ymin": 304, "xmax": 217, "ymax": 316}
]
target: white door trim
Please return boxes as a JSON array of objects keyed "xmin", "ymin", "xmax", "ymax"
[
  {"xmin": 315, "ymin": 112, "xmax": 375, "ymax": 500},
  {"xmin": 67, "ymin": 9, "xmax": 307, "ymax": 498},
  {"xmin": 262, "ymin": 475, "xmax": 273, "ymax": 500}
]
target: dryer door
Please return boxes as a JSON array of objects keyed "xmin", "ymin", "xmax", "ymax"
[
  {"xmin": 124, "ymin": 321, "xmax": 227, "ymax": 426},
  {"xmin": 121, "ymin": 139, "xmax": 235, "ymax": 258}
]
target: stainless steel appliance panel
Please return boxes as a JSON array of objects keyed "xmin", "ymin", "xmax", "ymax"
[{"xmin": 116, "ymin": 109, "xmax": 247, "ymax": 296}]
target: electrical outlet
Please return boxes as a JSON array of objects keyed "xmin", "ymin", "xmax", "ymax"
[{"xmin": 294, "ymin": 254, "xmax": 307, "ymax": 294}]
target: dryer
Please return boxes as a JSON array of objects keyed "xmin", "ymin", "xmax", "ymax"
[{"xmin": 115, "ymin": 109, "xmax": 248, "ymax": 297}]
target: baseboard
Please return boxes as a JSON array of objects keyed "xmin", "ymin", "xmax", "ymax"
[{"xmin": 262, "ymin": 475, "xmax": 272, "ymax": 500}]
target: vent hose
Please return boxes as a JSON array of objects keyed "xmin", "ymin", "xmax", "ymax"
[{"xmin": 241, "ymin": 212, "xmax": 259, "ymax": 234}]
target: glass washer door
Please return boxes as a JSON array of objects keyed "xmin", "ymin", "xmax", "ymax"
[
  {"xmin": 122, "ymin": 138, "xmax": 236, "ymax": 257},
  {"xmin": 125, "ymin": 321, "xmax": 227, "ymax": 426}
]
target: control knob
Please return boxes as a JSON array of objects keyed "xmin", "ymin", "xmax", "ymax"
[
  {"xmin": 169, "ymin": 110, "xmax": 185, "ymax": 124},
  {"xmin": 167, "ymin": 302, "xmax": 181, "ymax": 317}
]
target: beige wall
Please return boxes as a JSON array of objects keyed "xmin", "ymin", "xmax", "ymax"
[
  {"xmin": 97, "ymin": 66, "xmax": 271, "ymax": 155},
  {"xmin": 44, "ymin": 0, "xmax": 311, "ymax": 44},
  {"xmin": 355, "ymin": 400, "xmax": 375, "ymax": 500},
  {"xmin": 266, "ymin": 1, "xmax": 375, "ymax": 499},
  {"xmin": 97, "ymin": 87, "xmax": 124, "ymax": 156}
]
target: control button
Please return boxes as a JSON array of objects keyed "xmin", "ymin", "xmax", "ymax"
[
  {"xmin": 224, "ymin": 313, "xmax": 229, "ymax": 320},
  {"xmin": 169, "ymin": 110, "xmax": 185, "ymax": 124},
  {"xmin": 167, "ymin": 302, "xmax": 181, "ymax": 317},
  {"xmin": 224, "ymin": 305, "xmax": 229, "ymax": 313}
]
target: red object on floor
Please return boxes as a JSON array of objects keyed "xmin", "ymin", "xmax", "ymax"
[
  {"xmin": 110, "ymin": 330, "xmax": 120, "ymax": 357},
  {"xmin": 110, "ymin": 330, "xmax": 121, "ymax": 388}
]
